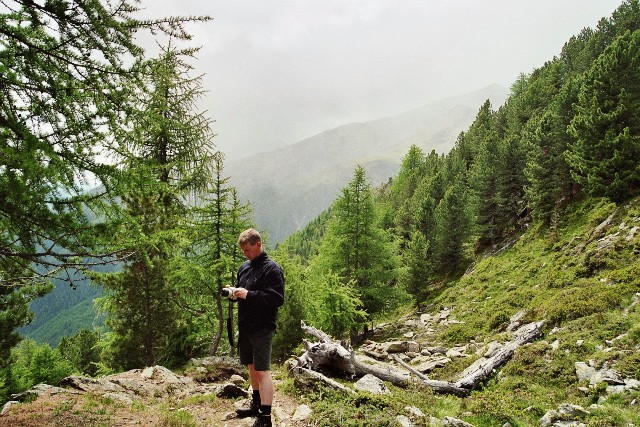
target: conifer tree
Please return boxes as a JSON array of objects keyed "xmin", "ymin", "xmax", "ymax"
[
  {"xmin": 93, "ymin": 45, "xmax": 216, "ymax": 369},
  {"xmin": 172, "ymin": 155, "xmax": 252, "ymax": 357},
  {"xmin": 392, "ymin": 145, "xmax": 426, "ymax": 240},
  {"xmin": 432, "ymin": 180, "xmax": 470, "ymax": 274},
  {"xmin": 271, "ymin": 251, "xmax": 308, "ymax": 361},
  {"xmin": 410, "ymin": 152, "xmax": 446, "ymax": 238},
  {"xmin": 1, "ymin": 0, "xmax": 207, "ymax": 383},
  {"xmin": 524, "ymin": 78, "xmax": 580, "ymax": 227},
  {"xmin": 401, "ymin": 230, "xmax": 431, "ymax": 307},
  {"xmin": 454, "ymin": 100, "xmax": 495, "ymax": 170},
  {"xmin": 58, "ymin": 329, "xmax": 101, "ymax": 376},
  {"xmin": 567, "ymin": 30, "xmax": 640, "ymax": 202},
  {"xmin": 466, "ymin": 102, "xmax": 502, "ymax": 248},
  {"xmin": 311, "ymin": 166, "xmax": 400, "ymax": 336}
]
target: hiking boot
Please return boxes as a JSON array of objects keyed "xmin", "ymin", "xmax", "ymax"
[
  {"xmin": 251, "ymin": 415, "xmax": 272, "ymax": 427},
  {"xmin": 235, "ymin": 399, "xmax": 260, "ymax": 418}
]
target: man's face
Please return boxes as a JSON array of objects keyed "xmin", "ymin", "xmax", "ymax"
[{"xmin": 240, "ymin": 241, "xmax": 262, "ymax": 261}]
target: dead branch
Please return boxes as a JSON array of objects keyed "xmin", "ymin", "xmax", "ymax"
[
  {"xmin": 297, "ymin": 319, "xmax": 546, "ymax": 397},
  {"xmin": 454, "ymin": 320, "xmax": 545, "ymax": 389},
  {"xmin": 289, "ymin": 366, "xmax": 357, "ymax": 395}
]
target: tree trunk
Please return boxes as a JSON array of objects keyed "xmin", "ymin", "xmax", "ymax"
[
  {"xmin": 296, "ymin": 320, "xmax": 545, "ymax": 397},
  {"xmin": 454, "ymin": 320, "xmax": 545, "ymax": 389}
]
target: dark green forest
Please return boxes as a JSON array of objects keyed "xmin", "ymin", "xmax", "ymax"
[{"xmin": 1, "ymin": 0, "xmax": 640, "ymax": 421}]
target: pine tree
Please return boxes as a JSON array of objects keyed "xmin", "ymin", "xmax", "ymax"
[
  {"xmin": 454, "ymin": 100, "xmax": 495, "ymax": 170},
  {"xmin": 432, "ymin": 180, "xmax": 470, "ymax": 274},
  {"xmin": 401, "ymin": 230, "xmax": 431, "ymax": 307},
  {"xmin": 410, "ymin": 153, "xmax": 446, "ymax": 238},
  {"xmin": 466, "ymin": 102, "xmax": 502, "ymax": 249},
  {"xmin": 391, "ymin": 145, "xmax": 425, "ymax": 240},
  {"xmin": 567, "ymin": 29, "xmax": 640, "ymax": 202},
  {"xmin": 524, "ymin": 78, "xmax": 580, "ymax": 227}
]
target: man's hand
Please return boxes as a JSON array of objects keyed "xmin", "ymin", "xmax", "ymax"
[{"xmin": 233, "ymin": 287, "xmax": 248, "ymax": 299}]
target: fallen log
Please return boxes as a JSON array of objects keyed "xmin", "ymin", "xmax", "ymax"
[
  {"xmin": 297, "ymin": 319, "xmax": 545, "ymax": 397},
  {"xmin": 298, "ymin": 322, "xmax": 469, "ymax": 396},
  {"xmin": 454, "ymin": 320, "xmax": 545, "ymax": 389},
  {"xmin": 352, "ymin": 355, "xmax": 469, "ymax": 396},
  {"xmin": 289, "ymin": 366, "xmax": 357, "ymax": 394}
]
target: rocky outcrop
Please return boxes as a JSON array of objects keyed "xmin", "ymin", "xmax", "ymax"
[
  {"xmin": 8, "ymin": 359, "xmax": 248, "ymax": 413},
  {"xmin": 540, "ymin": 403, "xmax": 590, "ymax": 427},
  {"xmin": 575, "ymin": 361, "xmax": 640, "ymax": 397},
  {"xmin": 58, "ymin": 364, "xmax": 247, "ymax": 402}
]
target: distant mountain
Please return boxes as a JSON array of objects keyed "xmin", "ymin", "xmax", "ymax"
[
  {"xmin": 225, "ymin": 84, "xmax": 509, "ymax": 244},
  {"xmin": 20, "ymin": 277, "xmax": 104, "ymax": 346},
  {"xmin": 21, "ymin": 85, "xmax": 508, "ymax": 347}
]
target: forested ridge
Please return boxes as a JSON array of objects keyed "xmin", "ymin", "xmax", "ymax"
[{"xmin": 1, "ymin": 1, "xmax": 640, "ymax": 425}]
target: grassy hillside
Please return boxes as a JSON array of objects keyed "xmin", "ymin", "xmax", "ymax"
[
  {"xmin": 5, "ymin": 199, "xmax": 638, "ymax": 427},
  {"xmin": 282, "ymin": 196, "xmax": 640, "ymax": 426}
]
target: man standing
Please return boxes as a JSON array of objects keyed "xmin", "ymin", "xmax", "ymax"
[{"xmin": 231, "ymin": 228, "xmax": 285, "ymax": 427}]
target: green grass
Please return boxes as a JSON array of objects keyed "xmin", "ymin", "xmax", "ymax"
[
  {"xmin": 293, "ymin": 196, "xmax": 640, "ymax": 426},
  {"xmin": 159, "ymin": 409, "xmax": 197, "ymax": 427}
]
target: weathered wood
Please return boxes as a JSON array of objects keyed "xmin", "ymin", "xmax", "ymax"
[
  {"xmin": 351, "ymin": 355, "xmax": 411, "ymax": 386},
  {"xmin": 454, "ymin": 320, "xmax": 545, "ymax": 389},
  {"xmin": 289, "ymin": 366, "xmax": 356, "ymax": 394},
  {"xmin": 300, "ymin": 339, "xmax": 356, "ymax": 376},
  {"xmin": 300, "ymin": 321, "xmax": 356, "ymax": 375},
  {"xmin": 353, "ymin": 355, "xmax": 469, "ymax": 396},
  {"xmin": 301, "ymin": 321, "xmax": 335, "ymax": 344},
  {"xmin": 297, "ymin": 319, "xmax": 545, "ymax": 397},
  {"xmin": 392, "ymin": 354, "xmax": 430, "ymax": 381},
  {"xmin": 299, "ymin": 322, "xmax": 469, "ymax": 396}
]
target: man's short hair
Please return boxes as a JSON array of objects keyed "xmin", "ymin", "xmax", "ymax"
[{"xmin": 238, "ymin": 228, "xmax": 262, "ymax": 246}]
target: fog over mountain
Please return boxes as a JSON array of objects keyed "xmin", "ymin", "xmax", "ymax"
[
  {"xmin": 225, "ymin": 84, "xmax": 509, "ymax": 244},
  {"xmin": 136, "ymin": 1, "xmax": 620, "ymax": 161}
]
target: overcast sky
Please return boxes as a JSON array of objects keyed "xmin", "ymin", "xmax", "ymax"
[{"xmin": 136, "ymin": 0, "xmax": 623, "ymax": 161}]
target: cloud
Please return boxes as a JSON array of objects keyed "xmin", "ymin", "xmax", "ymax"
[{"xmin": 135, "ymin": 0, "xmax": 622, "ymax": 159}]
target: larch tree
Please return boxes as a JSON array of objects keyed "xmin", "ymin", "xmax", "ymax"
[
  {"xmin": 172, "ymin": 154, "xmax": 253, "ymax": 357},
  {"xmin": 311, "ymin": 166, "xmax": 400, "ymax": 338},
  {"xmin": 93, "ymin": 44, "xmax": 216, "ymax": 369},
  {"xmin": 0, "ymin": 0, "xmax": 206, "ymax": 389},
  {"xmin": 270, "ymin": 250, "xmax": 309, "ymax": 361}
]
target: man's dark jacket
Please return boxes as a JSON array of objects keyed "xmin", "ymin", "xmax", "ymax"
[{"xmin": 236, "ymin": 251, "xmax": 285, "ymax": 333}]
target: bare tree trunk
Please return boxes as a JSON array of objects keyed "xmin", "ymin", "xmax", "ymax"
[
  {"xmin": 296, "ymin": 320, "xmax": 545, "ymax": 397},
  {"xmin": 210, "ymin": 286, "xmax": 224, "ymax": 356},
  {"xmin": 454, "ymin": 320, "xmax": 545, "ymax": 389}
]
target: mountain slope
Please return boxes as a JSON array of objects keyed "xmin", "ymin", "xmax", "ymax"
[
  {"xmin": 20, "ymin": 85, "xmax": 507, "ymax": 347},
  {"xmin": 225, "ymin": 84, "xmax": 509, "ymax": 244},
  {"xmin": 6, "ymin": 197, "xmax": 639, "ymax": 426},
  {"xmin": 19, "ymin": 278, "xmax": 103, "ymax": 346}
]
